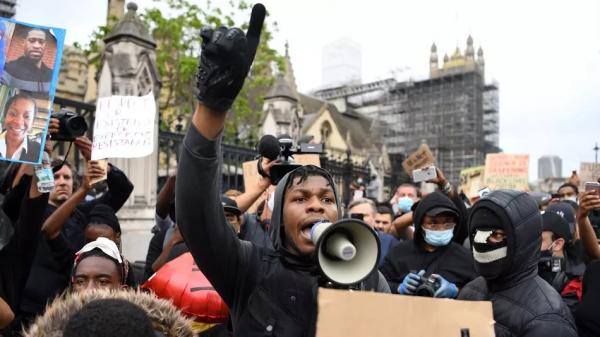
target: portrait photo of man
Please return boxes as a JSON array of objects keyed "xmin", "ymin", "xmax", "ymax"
[
  {"xmin": 2, "ymin": 25, "xmax": 57, "ymax": 94},
  {"xmin": 0, "ymin": 92, "xmax": 42, "ymax": 163}
]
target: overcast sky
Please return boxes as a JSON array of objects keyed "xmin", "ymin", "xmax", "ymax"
[{"xmin": 16, "ymin": 0, "xmax": 600, "ymax": 181}]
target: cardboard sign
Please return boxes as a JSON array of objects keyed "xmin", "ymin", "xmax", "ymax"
[
  {"xmin": 242, "ymin": 154, "xmax": 321, "ymax": 213},
  {"xmin": 0, "ymin": 19, "xmax": 66, "ymax": 164},
  {"xmin": 484, "ymin": 154, "xmax": 529, "ymax": 191},
  {"xmin": 460, "ymin": 166, "xmax": 486, "ymax": 200},
  {"xmin": 402, "ymin": 144, "xmax": 435, "ymax": 173},
  {"xmin": 316, "ymin": 288, "xmax": 495, "ymax": 337},
  {"xmin": 92, "ymin": 92, "xmax": 156, "ymax": 160},
  {"xmin": 579, "ymin": 162, "xmax": 600, "ymax": 190}
]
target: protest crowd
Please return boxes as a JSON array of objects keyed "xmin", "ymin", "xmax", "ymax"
[{"xmin": 1, "ymin": 4, "xmax": 600, "ymax": 337}]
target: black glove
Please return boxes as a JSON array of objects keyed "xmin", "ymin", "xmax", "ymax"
[
  {"xmin": 196, "ymin": 26, "xmax": 249, "ymax": 112},
  {"xmin": 196, "ymin": 4, "xmax": 265, "ymax": 113}
]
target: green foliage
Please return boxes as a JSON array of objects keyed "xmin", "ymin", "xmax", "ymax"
[{"xmin": 82, "ymin": 0, "xmax": 283, "ymax": 142}]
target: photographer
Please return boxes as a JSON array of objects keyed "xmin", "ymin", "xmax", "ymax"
[
  {"xmin": 458, "ymin": 190, "xmax": 577, "ymax": 337},
  {"xmin": 176, "ymin": 12, "xmax": 389, "ymax": 337},
  {"xmin": 539, "ymin": 211, "xmax": 583, "ymax": 315},
  {"xmin": 380, "ymin": 191, "xmax": 477, "ymax": 297}
]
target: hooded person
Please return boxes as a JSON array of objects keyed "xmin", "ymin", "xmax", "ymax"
[
  {"xmin": 22, "ymin": 288, "xmax": 193, "ymax": 337},
  {"xmin": 177, "ymin": 16, "xmax": 388, "ymax": 337},
  {"xmin": 458, "ymin": 190, "xmax": 577, "ymax": 337},
  {"xmin": 380, "ymin": 191, "xmax": 477, "ymax": 297}
]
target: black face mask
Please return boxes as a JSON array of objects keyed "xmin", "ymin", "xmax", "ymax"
[{"xmin": 472, "ymin": 229, "xmax": 509, "ymax": 280}]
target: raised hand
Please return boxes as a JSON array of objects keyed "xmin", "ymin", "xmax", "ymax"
[{"xmin": 196, "ymin": 4, "xmax": 266, "ymax": 113}]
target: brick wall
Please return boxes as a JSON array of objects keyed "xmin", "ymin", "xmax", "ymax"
[{"xmin": 5, "ymin": 24, "xmax": 57, "ymax": 70}]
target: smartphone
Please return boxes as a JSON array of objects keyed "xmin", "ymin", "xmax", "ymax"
[
  {"xmin": 585, "ymin": 182, "xmax": 600, "ymax": 196},
  {"xmin": 413, "ymin": 165, "xmax": 437, "ymax": 183}
]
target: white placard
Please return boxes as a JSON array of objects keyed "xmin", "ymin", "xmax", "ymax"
[{"xmin": 92, "ymin": 92, "xmax": 156, "ymax": 160}]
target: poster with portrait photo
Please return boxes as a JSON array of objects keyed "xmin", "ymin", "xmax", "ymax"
[
  {"xmin": 0, "ymin": 86, "xmax": 51, "ymax": 164},
  {"xmin": 0, "ymin": 19, "xmax": 65, "ymax": 165},
  {"xmin": 1, "ymin": 21, "xmax": 65, "ymax": 96}
]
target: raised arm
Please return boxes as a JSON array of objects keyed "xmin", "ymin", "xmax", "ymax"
[
  {"xmin": 75, "ymin": 136, "xmax": 134, "ymax": 214},
  {"xmin": 576, "ymin": 191, "xmax": 600, "ymax": 260},
  {"xmin": 42, "ymin": 161, "xmax": 105, "ymax": 240},
  {"xmin": 234, "ymin": 159, "xmax": 275, "ymax": 213},
  {"xmin": 176, "ymin": 7, "xmax": 265, "ymax": 305}
]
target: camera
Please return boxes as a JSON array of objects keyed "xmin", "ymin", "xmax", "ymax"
[
  {"xmin": 52, "ymin": 109, "xmax": 88, "ymax": 141},
  {"xmin": 258, "ymin": 134, "xmax": 324, "ymax": 184},
  {"xmin": 414, "ymin": 274, "xmax": 441, "ymax": 297}
]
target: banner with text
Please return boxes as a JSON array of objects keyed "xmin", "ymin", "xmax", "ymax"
[
  {"xmin": 484, "ymin": 153, "xmax": 529, "ymax": 191},
  {"xmin": 92, "ymin": 92, "xmax": 156, "ymax": 160},
  {"xmin": 459, "ymin": 165, "xmax": 485, "ymax": 200}
]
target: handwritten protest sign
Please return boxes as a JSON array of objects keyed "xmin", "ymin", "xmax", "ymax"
[
  {"xmin": 0, "ymin": 19, "xmax": 65, "ymax": 164},
  {"xmin": 579, "ymin": 162, "xmax": 600, "ymax": 190},
  {"xmin": 92, "ymin": 92, "xmax": 156, "ymax": 160},
  {"xmin": 402, "ymin": 144, "xmax": 435, "ymax": 173},
  {"xmin": 317, "ymin": 288, "xmax": 495, "ymax": 337},
  {"xmin": 460, "ymin": 166, "xmax": 485, "ymax": 200},
  {"xmin": 484, "ymin": 153, "xmax": 529, "ymax": 191},
  {"xmin": 242, "ymin": 154, "xmax": 321, "ymax": 212}
]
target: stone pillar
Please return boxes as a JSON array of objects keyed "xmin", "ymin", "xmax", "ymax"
[{"xmin": 96, "ymin": 2, "xmax": 161, "ymax": 262}]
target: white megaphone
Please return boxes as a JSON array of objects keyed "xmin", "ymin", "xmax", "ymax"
[{"xmin": 310, "ymin": 219, "xmax": 380, "ymax": 286}]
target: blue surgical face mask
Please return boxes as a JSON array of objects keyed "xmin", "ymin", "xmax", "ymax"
[
  {"xmin": 397, "ymin": 197, "xmax": 414, "ymax": 213},
  {"xmin": 423, "ymin": 228, "xmax": 454, "ymax": 246}
]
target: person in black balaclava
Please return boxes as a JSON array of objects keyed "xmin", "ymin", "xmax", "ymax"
[
  {"xmin": 380, "ymin": 192, "xmax": 477, "ymax": 297},
  {"xmin": 576, "ymin": 260, "xmax": 600, "ymax": 337},
  {"xmin": 458, "ymin": 190, "xmax": 577, "ymax": 337},
  {"xmin": 175, "ymin": 14, "xmax": 389, "ymax": 337}
]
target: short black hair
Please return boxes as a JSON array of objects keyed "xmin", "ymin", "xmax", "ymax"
[
  {"xmin": 87, "ymin": 204, "xmax": 121, "ymax": 234},
  {"xmin": 63, "ymin": 298, "xmax": 155, "ymax": 337},
  {"xmin": 285, "ymin": 165, "xmax": 334, "ymax": 190},
  {"xmin": 376, "ymin": 204, "xmax": 394, "ymax": 216},
  {"xmin": 558, "ymin": 183, "xmax": 579, "ymax": 195}
]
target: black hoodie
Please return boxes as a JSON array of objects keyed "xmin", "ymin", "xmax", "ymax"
[
  {"xmin": 458, "ymin": 190, "xmax": 577, "ymax": 337},
  {"xmin": 176, "ymin": 126, "xmax": 389, "ymax": 337},
  {"xmin": 380, "ymin": 192, "xmax": 477, "ymax": 293},
  {"xmin": 576, "ymin": 260, "xmax": 600, "ymax": 337}
]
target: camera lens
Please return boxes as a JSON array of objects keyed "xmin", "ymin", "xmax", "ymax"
[{"xmin": 66, "ymin": 115, "xmax": 88, "ymax": 137}]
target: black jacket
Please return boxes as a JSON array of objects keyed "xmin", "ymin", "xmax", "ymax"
[
  {"xmin": 176, "ymin": 126, "xmax": 389, "ymax": 337},
  {"xmin": 380, "ymin": 191, "xmax": 477, "ymax": 293},
  {"xmin": 0, "ymin": 176, "xmax": 48, "ymax": 317},
  {"xmin": 458, "ymin": 190, "xmax": 577, "ymax": 337},
  {"xmin": 576, "ymin": 260, "xmax": 600, "ymax": 337}
]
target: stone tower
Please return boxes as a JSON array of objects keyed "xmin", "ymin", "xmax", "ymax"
[{"xmin": 96, "ymin": 2, "xmax": 161, "ymax": 260}]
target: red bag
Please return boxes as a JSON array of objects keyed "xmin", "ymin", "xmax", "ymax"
[{"xmin": 142, "ymin": 252, "xmax": 229, "ymax": 323}]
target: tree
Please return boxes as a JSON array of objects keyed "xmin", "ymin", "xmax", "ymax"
[{"xmin": 83, "ymin": 0, "xmax": 283, "ymax": 144}]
